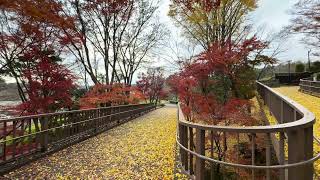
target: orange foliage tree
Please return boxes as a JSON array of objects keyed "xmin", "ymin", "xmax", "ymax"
[{"xmin": 79, "ymin": 84, "xmax": 144, "ymax": 109}]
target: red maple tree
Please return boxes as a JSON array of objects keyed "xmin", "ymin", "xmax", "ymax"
[
  {"xmin": 167, "ymin": 38, "xmax": 270, "ymax": 175},
  {"xmin": 169, "ymin": 38, "xmax": 267, "ymax": 125},
  {"xmin": 136, "ymin": 68, "xmax": 166, "ymax": 105},
  {"xmin": 0, "ymin": 0, "xmax": 74, "ymax": 102},
  {"xmin": 15, "ymin": 49, "xmax": 76, "ymax": 115}
]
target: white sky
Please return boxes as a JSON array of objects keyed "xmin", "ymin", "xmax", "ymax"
[
  {"xmin": 249, "ymin": 0, "xmax": 310, "ymax": 61},
  {"xmin": 157, "ymin": 0, "xmax": 313, "ymax": 63},
  {"xmin": 135, "ymin": 0, "xmax": 313, "ymax": 83},
  {"xmin": 3, "ymin": 0, "xmax": 315, "ymax": 84}
]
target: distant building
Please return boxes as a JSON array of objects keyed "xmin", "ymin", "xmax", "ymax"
[{"xmin": 275, "ymin": 72, "xmax": 313, "ymax": 85}]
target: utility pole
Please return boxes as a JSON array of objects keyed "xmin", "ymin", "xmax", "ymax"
[
  {"xmin": 278, "ymin": 62, "xmax": 282, "ymax": 73},
  {"xmin": 288, "ymin": 60, "xmax": 291, "ymax": 74},
  {"xmin": 308, "ymin": 49, "xmax": 312, "ymax": 72},
  {"xmin": 288, "ymin": 60, "xmax": 292, "ymax": 83}
]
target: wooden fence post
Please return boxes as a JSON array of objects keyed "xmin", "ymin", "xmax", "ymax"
[
  {"xmin": 189, "ymin": 127, "xmax": 194, "ymax": 175},
  {"xmin": 288, "ymin": 128, "xmax": 304, "ymax": 180},
  {"xmin": 196, "ymin": 129, "xmax": 205, "ymax": 180},
  {"xmin": 179, "ymin": 124, "xmax": 188, "ymax": 171},
  {"xmin": 40, "ymin": 116, "xmax": 49, "ymax": 152},
  {"xmin": 304, "ymin": 126, "xmax": 314, "ymax": 180}
]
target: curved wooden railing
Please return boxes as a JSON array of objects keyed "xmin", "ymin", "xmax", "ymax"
[
  {"xmin": 300, "ymin": 78, "xmax": 320, "ymax": 97},
  {"xmin": 0, "ymin": 103, "xmax": 156, "ymax": 174},
  {"xmin": 177, "ymin": 82, "xmax": 319, "ymax": 180}
]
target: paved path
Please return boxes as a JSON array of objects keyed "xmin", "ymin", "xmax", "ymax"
[
  {"xmin": 3, "ymin": 106, "xmax": 180, "ymax": 179},
  {"xmin": 273, "ymin": 86, "xmax": 320, "ymax": 137},
  {"xmin": 273, "ymin": 86, "xmax": 320, "ymax": 176}
]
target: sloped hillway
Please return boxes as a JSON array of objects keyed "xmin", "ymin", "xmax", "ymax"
[{"xmin": 2, "ymin": 105, "xmax": 187, "ymax": 179}]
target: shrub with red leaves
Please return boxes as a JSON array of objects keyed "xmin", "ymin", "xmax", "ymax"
[
  {"xmin": 15, "ymin": 49, "xmax": 76, "ymax": 115},
  {"xmin": 79, "ymin": 83, "xmax": 144, "ymax": 109}
]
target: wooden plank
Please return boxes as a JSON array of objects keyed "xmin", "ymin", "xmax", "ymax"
[{"xmin": 195, "ymin": 129, "xmax": 205, "ymax": 180}]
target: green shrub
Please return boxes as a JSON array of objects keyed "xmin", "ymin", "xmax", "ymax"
[
  {"xmin": 295, "ymin": 63, "xmax": 305, "ymax": 72},
  {"xmin": 169, "ymin": 100, "xmax": 178, "ymax": 104},
  {"xmin": 311, "ymin": 61, "xmax": 320, "ymax": 72},
  {"xmin": 158, "ymin": 103, "xmax": 165, "ymax": 107}
]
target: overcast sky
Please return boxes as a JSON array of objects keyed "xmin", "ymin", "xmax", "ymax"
[
  {"xmin": 3, "ymin": 0, "xmax": 314, "ymax": 84},
  {"xmin": 249, "ymin": 0, "xmax": 311, "ymax": 61},
  {"xmin": 158, "ymin": 0, "xmax": 311, "ymax": 63}
]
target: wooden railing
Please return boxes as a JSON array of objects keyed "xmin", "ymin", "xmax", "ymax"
[
  {"xmin": 0, "ymin": 103, "xmax": 156, "ymax": 174},
  {"xmin": 300, "ymin": 78, "xmax": 320, "ymax": 97},
  {"xmin": 177, "ymin": 82, "xmax": 320, "ymax": 180}
]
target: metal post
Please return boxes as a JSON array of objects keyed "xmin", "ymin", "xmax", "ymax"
[
  {"xmin": 288, "ymin": 60, "xmax": 292, "ymax": 83},
  {"xmin": 308, "ymin": 49, "xmax": 311, "ymax": 72}
]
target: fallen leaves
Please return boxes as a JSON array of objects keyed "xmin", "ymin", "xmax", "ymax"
[
  {"xmin": 273, "ymin": 86, "xmax": 320, "ymax": 175},
  {"xmin": 4, "ymin": 107, "xmax": 181, "ymax": 179}
]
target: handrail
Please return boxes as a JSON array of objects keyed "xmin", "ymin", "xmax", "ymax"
[
  {"xmin": 176, "ymin": 133, "xmax": 320, "ymax": 170},
  {"xmin": 176, "ymin": 81, "xmax": 318, "ymax": 180},
  {"xmin": 300, "ymin": 77, "xmax": 318, "ymax": 82},
  {"xmin": 179, "ymin": 82, "xmax": 315, "ymax": 133},
  {"xmin": 299, "ymin": 78, "xmax": 320, "ymax": 96},
  {"xmin": 300, "ymin": 77, "xmax": 320, "ymax": 84},
  {"xmin": 0, "ymin": 106, "xmax": 152, "ymax": 144},
  {"xmin": 0, "ymin": 103, "xmax": 156, "ymax": 174},
  {"xmin": 0, "ymin": 103, "xmax": 151, "ymax": 122}
]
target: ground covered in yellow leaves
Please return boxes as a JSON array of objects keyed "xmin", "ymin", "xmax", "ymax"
[
  {"xmin": 272, "ymin": 86, "xmax": 320, "ymax": 138},
  {"xmin": 272, "ymin": 86, "xmax": 320, "ymax": 175},
  {"xmin": 3, "ymin": 106, "xmax": 180, "ymax": 179}
]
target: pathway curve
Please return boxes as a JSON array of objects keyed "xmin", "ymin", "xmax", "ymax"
[
  {"xmin": 3, "ymin": 106, "xmax": 179, "ymax": 179},
  {"xmin": 273, "ymin": 86, "xmax": 320, "ymax": 137},
  {"xmin": 273, "ymin": 86, "xmax": 320, "ymax": 175}
]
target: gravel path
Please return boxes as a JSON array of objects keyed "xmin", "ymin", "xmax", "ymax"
[{"xmin": 3, "ymin": 106, "xmax": 179, "ymax": 179}]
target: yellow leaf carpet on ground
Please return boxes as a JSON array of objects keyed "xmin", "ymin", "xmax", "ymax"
[
  {"xmin": 3, "ymin": 106, "xmax": 182, "ymax": 179},
  {"xmin": 272, "ymin": 86, "xmax": 320, "ymax": 175}
]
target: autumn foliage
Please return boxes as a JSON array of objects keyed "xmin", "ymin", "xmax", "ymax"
[
  {"xmin": 15, "ymin": 49, "xmax": 76, "ymax": 115},
  {"xmin": 172, "ymin": 0, "xmax": 213, "ymax": 11},
  {"xmin": 168, "ymin": 38, "xmax": 267, "ymax": 125},
  {"xmin": 79, "ymin": 84, "xmax": 144, "ymax": 109},
  {"xmin": 136, "ymin": 68, "xmax": 167, "ymax": 104},
  {"xmin": 0, "ymin": 0, "xmax": 164, "ymax": 115},
  {"xmin": 167, "ymin": 37, "xmax": 272, "ymax": 177}
]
